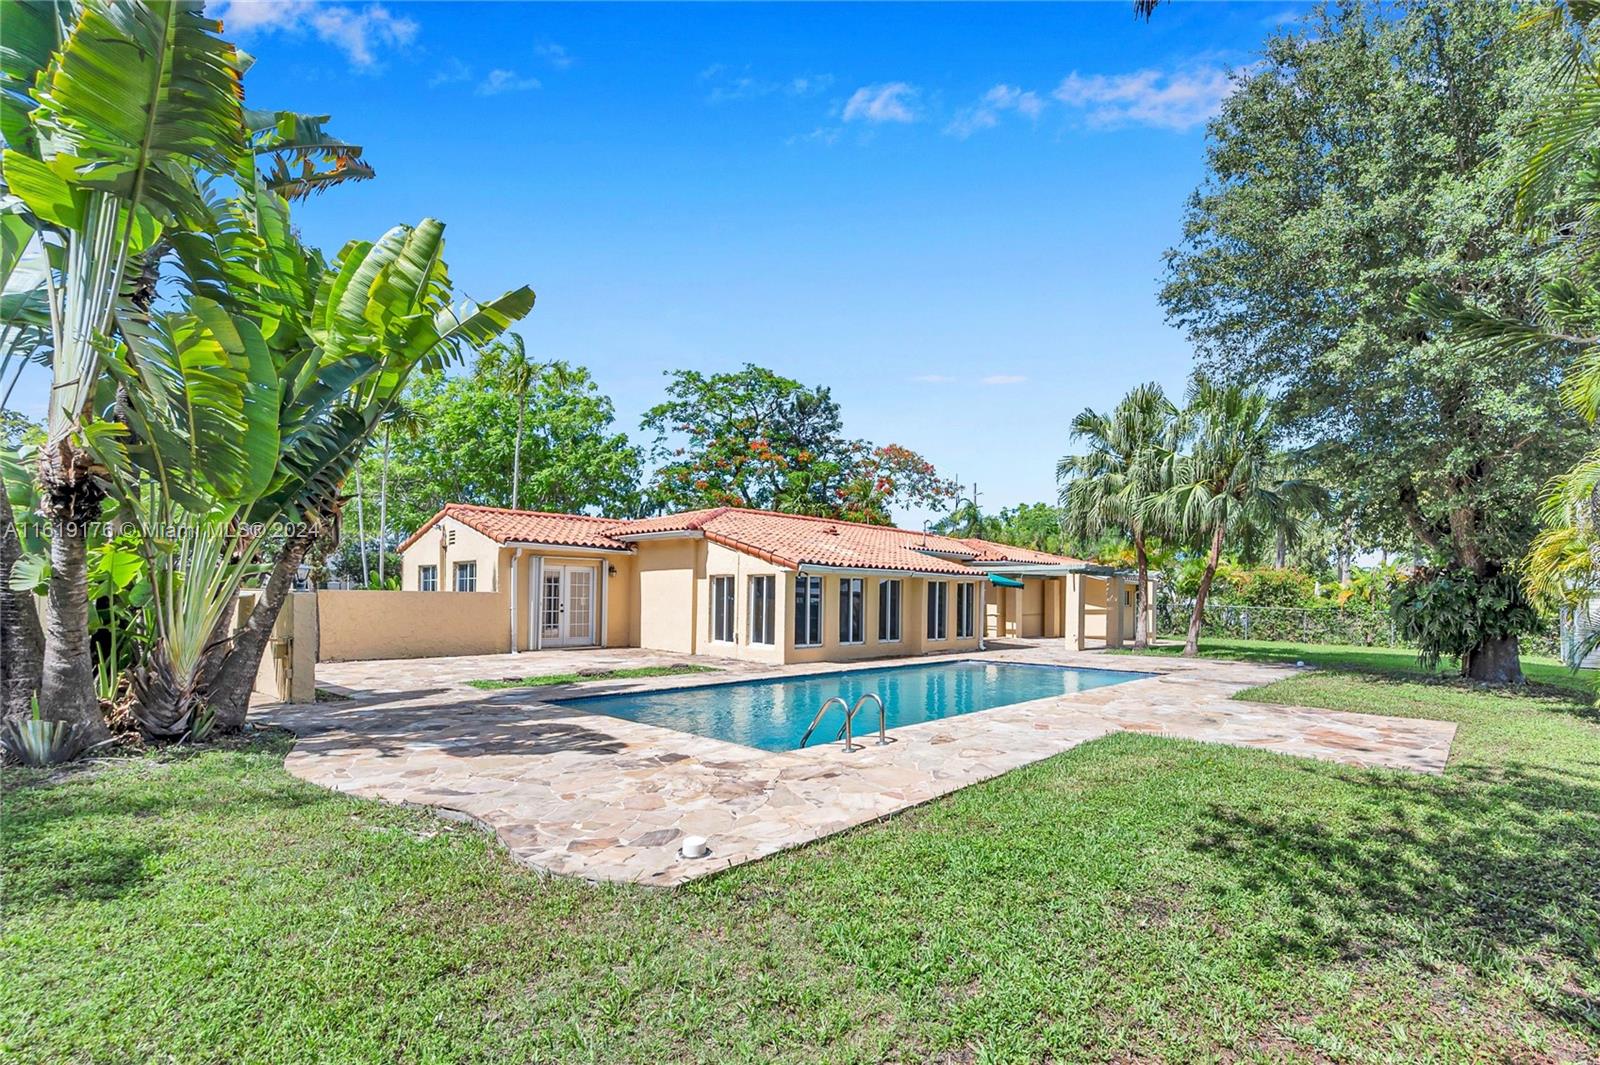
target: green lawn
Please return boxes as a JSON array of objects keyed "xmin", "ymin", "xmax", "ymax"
[
  {"xmin": 5, "ymin": 644, "xmax": 1598, "ymax": 1063},
  {"xmin": 464, "ymin": 663, "xmax": 718, "ymax": 691}
]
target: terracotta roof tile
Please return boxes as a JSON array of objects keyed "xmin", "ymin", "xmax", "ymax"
[
  {"xmin": 401, "ymin": 504, "xmax": 1092, "ymax": 574},
  {"xmin": 612, "ymin": 509, "xmax": 1083, "ymax": 575},
  {"xmin": 397, "ymin": 504, "xmax": 630, "ymax": 553}
]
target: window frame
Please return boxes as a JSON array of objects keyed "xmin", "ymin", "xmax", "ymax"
[
  {"xmin": 926, "ymin": 580, "xmax": 948, "ymax": 641},
  {"xmin": 877, "ymin": 579, "xmax": 902, "ymax": 643},
  {"xmin": 710, "ymin": 575, "xmax": 736, "ymax": 644},
  {"xmin": 838, "ymin": 577, "xmax": 865, "ymax": 645},
  {"xmin": 749, "ymin": 575, "xmax": 776, "ymax": 645},
  {"xmin": 418, "ymin": 565, "xmax": 438, "ymax": 592},
  {"xmin": 794, "ymin": 574, "xmax": 824, "ymax": 647},
  {"xmin": 452, "ymin": 561, "xmax": 477, "ymax": 592},
  {"xmin": 956, "ymin": 581, "xmax": 976, "ymax": 639}
]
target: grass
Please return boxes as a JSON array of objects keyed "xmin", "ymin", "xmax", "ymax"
[
  {"xmin": 464, "ymin": 663, "xmax": 718, "ymax": 690},
  {"xmin": 4, "ymin": 643, "xmax": 1598, "ymax": 1063}
]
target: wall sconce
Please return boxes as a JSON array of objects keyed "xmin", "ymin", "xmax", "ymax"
[{"xmin": 608, "ymin": 564, "xmax": 618, "ymax": 576}]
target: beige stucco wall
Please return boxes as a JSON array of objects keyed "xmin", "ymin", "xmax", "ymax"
[
  {"xmin": 633, "ymin": 537, "xmax": 700, "ymax": 654},
  {"xmin": 401, "ymin": 516, "xmax": 504, "ymax": 593},
  {"xmin": 785, "ymin": 571, "xmax": 984, "ymax": 665},
  {"xmin": 1019, "ymin": 578, "xmax": 1045, "ymax": 638},
  {"xmin": 318, "ymin": 589, "xmax": 509, "ymax": 661}
]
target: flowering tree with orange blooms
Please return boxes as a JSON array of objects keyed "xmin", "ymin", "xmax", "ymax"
[{"xmin": 642, "ymin": 365, "xmax": 957, "ymax": 522}]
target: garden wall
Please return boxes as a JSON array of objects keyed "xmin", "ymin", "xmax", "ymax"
[{"xmin": 316, "ymin": 590, "xmax": 510, "ymax": 661}]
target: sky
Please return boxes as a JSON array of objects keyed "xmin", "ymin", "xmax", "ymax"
[{"xmin": 11, "ymin": 0, "xmax": 1313, "ymax": 528}]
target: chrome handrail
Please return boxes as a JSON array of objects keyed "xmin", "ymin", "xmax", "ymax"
[
  {"xmin": 838, "ymin": 693, "xmax": 889, "ymax": 747},
  {"xmin": 799, "ymin": 695, "xmax": 852, "ymax": 750}
]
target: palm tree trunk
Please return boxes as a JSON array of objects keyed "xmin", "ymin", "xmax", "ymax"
[
  {"xmin": 205, "ymin": 531, "xmax": 316, "ymax": 732},
  {"xmin": 1184, "ymin": 522, "xmax": 1226, "ymax": 657},
  {"xmin": 0, "ymin": 502, "xmax": 44, "ymax": 721},
  {"xmin": 511, "ymin": 394, "xmax": 525, "ymax": 510},
  {"xmin": 354, "ymin": 461, "xmax": 369, "ymax": 588},
  {"xmin": 1132, "ymin": 529, "xmax": 1151, "ymax": 650},
  {"xmin": 378, "ymin": 429, "xmax": 389, "ymax": 587},
  {"xmin": 37, "ymin": 446, "xmax": 110, "ymax": 754},
  {"xmin": 1274, "ymin": 528, "xmax": 1286, "ymax": 569}
]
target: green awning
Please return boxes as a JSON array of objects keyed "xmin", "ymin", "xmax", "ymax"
[{"xmin": 988, "ymin": 574, "xmax": 1025, "ymax": 588}]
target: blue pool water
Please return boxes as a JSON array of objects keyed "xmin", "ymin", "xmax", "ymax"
[{"xmin": 552, "ymin": 660, "xmax": 1152, "ymax": 752}]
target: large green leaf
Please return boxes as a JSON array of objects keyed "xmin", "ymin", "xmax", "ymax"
[{"xmin": 27, "ymin": 0, "xmax": 245, "ymax": 226}]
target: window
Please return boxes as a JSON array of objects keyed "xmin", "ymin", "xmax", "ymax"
[
  {"xmin": 452, "ymin": 561, "xmax": 476, "ymax": 592},
  {"xmin": 838, "ymin": 577, "xmax": 865, "ymax": 644},
  {"xmin": 926, "ymin": 580, "xmax": 948, "ymax": 640},
  {"xmin": 418, "ymin": 565, "xmax": 438, "ymax": 592},
  {"xmin": 711, "ymin": 576, "xmax": 735, "ymax": 643},
  {"xmin": 878, "ymin": 579, "xmax": 901, "ymax": 642},
  {"xmin": 794, "ymin": 574, "xmax": 824, "ymax": 647},
  {"xmin": 956, "ymin": 582, "xmax": 976, "ymax": 639},
  {"xmin": 749, "ymin": 575, "xmax": 776, "ymax": 645}
]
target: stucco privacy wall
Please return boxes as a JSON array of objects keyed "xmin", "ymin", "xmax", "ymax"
[{"xmin": 318, "ymin": 590, "xmax": 509, "ymax": 661}]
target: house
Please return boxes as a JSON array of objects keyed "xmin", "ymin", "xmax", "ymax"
[{"xmin": 384, "ymin": 503, "xmax": 1152, "ymax": 664}]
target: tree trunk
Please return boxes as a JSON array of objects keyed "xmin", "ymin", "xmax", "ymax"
[
  {"xmin": 1462, "ymin": 633, "xmax": 1523, "ymax": 685},
  {"xmin": 205, "ymin": 531, "xmax": 316, "ymax": 732},
  {"xmin": 1132, "ymin": 531, "xmax": 1151, "ymax": 650},
  {"xmin": 38, "ymin": 448, "xmax": 110, "ymax": 756},
  {"xmin": 378, "ymin": 430, "xmax": 389, "ymax": 588},
  {"xmin": 1184, "ymin": 523, "xmax": 1226, "ymax": 657},
  {"xmin": 512, "ymin": 397, "xmax": 524, "ymax": 511},
  {"xmin": 1274, "ymin": 528, "xmax": 1287, "ymax": 569},
  {"xmin": 354, "ymin": 462, "xmax": 368, "ymax": 588},
  {"xmin": 0, "ymin": 502, "xmax": 44, "ymax": 721}
]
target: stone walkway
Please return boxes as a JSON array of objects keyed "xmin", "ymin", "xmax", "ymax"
[{"xmin": 257, "ymin": 644, "xmax": 1456, "ymax": 887}]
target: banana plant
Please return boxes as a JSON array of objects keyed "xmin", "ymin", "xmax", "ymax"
[
  {"xmin": 0, "ymin": 0, "xmax": 248, "ymax": 757},
  {"xmin": 198, "ymin": 220, "xmax": 535, "ymax": 729}
]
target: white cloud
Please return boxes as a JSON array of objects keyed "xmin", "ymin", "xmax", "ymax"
[
  {"xmin": 911, "ymin": 374, "xmax": 956, "ymax": 384},
  {"xmin": 981, "ymin": 374, "xmax": 1028, "ymax": 386},
  {"xmin": 477, "ymin": 69, "xmax": 541, "ymax": 96},
  {"xmin": 842, "ymin": 82, "xmax": 919, "ymax": 124},
  {"xmin": 1053, "ymin": 65, "xmax": 1234, "ymax": 132},
  {"xmin": 702, "ymin": 66, "xmax": 833, "ymax": 104},
  {"xmin": 946, "ymin": 84, "xmax": 1047, "ymax": 139},
  {"xmin": 534, "ymin": 42, "xmax": 575, "ymax": 69},
  {"xmin": 213, "ymin": 1, "xmax": 418, "ymax": 70},
  {"xmin": 428, "ymin": 57, "xmax": 473, "ymax": 88}
]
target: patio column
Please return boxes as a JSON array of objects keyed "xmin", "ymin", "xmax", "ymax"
[
  {"xmin": 531, "ymin": 555, "xmax": 544, "ymax": 651},
  {"xmin": 1104, "ymin": 574, "xmax": 1124, "ymax": 649},
  {"xmin": 508, "ymin": 548, "xmax": 521, "ymax": 654},
  {"xmin": 1064, "ymin": 573, "xmax": 1087, "ymax": 651}
]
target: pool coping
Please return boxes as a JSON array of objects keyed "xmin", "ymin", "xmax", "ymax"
[
  {"xmin": 261, "ymin": 646, "xmax": 1459, "ymax": 887},
  {"xmin": 540, "ymin": 657, "xmax": 1162, "ymax": 755}
]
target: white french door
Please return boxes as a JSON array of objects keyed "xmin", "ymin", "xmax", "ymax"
[{"xmin": 538, "ymin": 563, "xmax": 598, "ymax": 647}]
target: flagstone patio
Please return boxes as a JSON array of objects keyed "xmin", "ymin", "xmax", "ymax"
[{"xmin": 256, "ymin": 643, "xmax": 1457, "ymax": 887}]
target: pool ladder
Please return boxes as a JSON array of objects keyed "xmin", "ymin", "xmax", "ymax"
[{"xmin": 798, "ymin": 693, "xmax": 889, "ymax": 752}]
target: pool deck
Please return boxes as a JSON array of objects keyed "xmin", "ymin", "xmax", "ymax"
[{"xmin": 256, "ymin": 643, "xmax": 1457, "ymax": 887}]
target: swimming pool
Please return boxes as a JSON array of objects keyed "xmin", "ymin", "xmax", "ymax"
[{"xmin": 551, "ymin": 660, "xmax": 1153, "ymax": 752}]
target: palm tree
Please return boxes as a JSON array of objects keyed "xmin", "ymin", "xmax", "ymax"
[
  {"xmin": 1157, "ymin": 380, "xmax": 1324, "ymax": 656},
  {"xmin": 481, "ymin": 334, "xmax": 539, "ymax": 510},
  {"xmin": 376, "ymin": 403, "xmax": 422, "ymax": 588},
  {"xmin": 1057, "ymin": 382, "xmax": 1179, "ymax": 650}
]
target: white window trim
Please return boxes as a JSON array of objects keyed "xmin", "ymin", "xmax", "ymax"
[
  {"xmin": 956, "ymin": 581, "xmax": 976, "ymax": 639},
  {"xmin": 749, "ymin": 574, "xmax": 776, "ymax": 646},
  {"xmin": 927, "ymin": 580, "xmax": 949, "ymax": 641},
  {"xmin": 418, "ymin": 565, "xmax": 438, "ymax": 592},
  {"xmin": 795, "ymin": 574, "xmax": 824, "ymax": 647},
  {"xmin": 453, "ymin": 561, "xmax": 477, "ymax": 592},
  {"xmin": 710, "ymin": 575, "xmax": 736, "ymax": 644},
  {"xmin": 839, "ymin": 577, "xmax": 865, "ymax": 645},
  {"xmin": 878, "ymin": 578, "xmax": 902, "ymax": 644}
]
